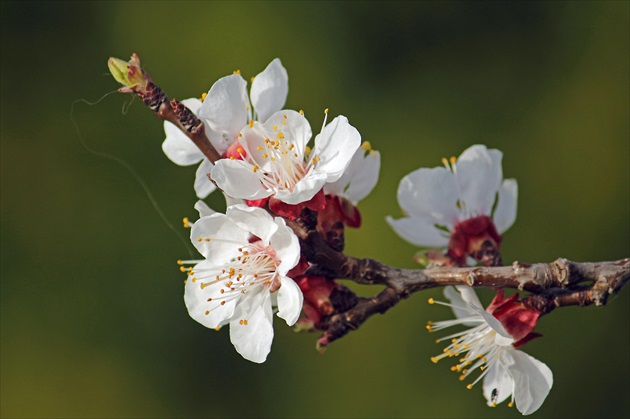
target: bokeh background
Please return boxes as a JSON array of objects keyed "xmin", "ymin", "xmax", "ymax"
[{"xmin": 2, "ymin": 1, "xmax": 628, "ymax": 418}]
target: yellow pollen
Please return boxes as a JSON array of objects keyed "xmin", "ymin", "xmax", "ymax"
[
  {"xmin": 214, "ymin": 326, "xmax": 221, "ymax": 331},
  {"xmin": 237, "ymin": 147, "xmax": 243, "ymax": 153},
  {"xmin": 197, "ymin": 238, "xmax": 202, "ymax": 242},
  {"xmin": 251, "ymin": 76, "xmax": 255, "ymax": 83},
  {"xmin": 207, "ymin": 298, "xmax": 212, "ymax": 302},
  {"xmin": 220, "ymin": 301, "xmax": 225, "ymax": 306},
  {"xmin": 233, "ymin": 69, "xmax": 241, "ymax": 75},
  {"xmin": 430, "ymin": 357, "xmax": 439, "ymax": 364},
  {"xmin": 324, "ymin": 108, "xmax": 329, "ymax": 114},
  {"xmin": 183, "ymin": 279, "xmax": 187, "ymax": 284},
  {"xmin": 249, "ymin": 119, "xmax": 254, "ymax": 128},
  {"xmin": 246, "ymin": 104, "xmax": 250, "ymax": 110},
  {"xmin": 425, "ymin": 325, "xmax": 434, "ymax": 333},
  {"xmin": 450, "ymin": 366, "xmax": 458, "ymax": 371},
  {"xmin": 200, "ymin": 92, "xmax": 207, "ymax": 102},
  {"xmin": 459, "ymin": 375, "xmax": 466, "ymax": 381},
  {"xmin": 205, "ymin": 310, "xmax": 209, "ymax": 315},
  {"xmin": 220, "ymin": 289, "xmax": 225, "ymax": 294},
  {"xmin": 480, "ymin": 366, "xmax": 486, "ymax": 371},
  {"xmin": 282, "ymin": 120, "xmax": 286, "ymax": 125},
  {"xmin": 244, "ymin": 320, "xmax": 248, "ymax": 325},
  {"xmin": 428, "ymin": 298, "xmax": 435, "ymax": 304},
  {"xmin": 299, "ymin": 109, "xmax": 304, "ymax": 115},
  {"xmin": 205, "ymin": 238, "xmax": 211, "ymax": 242},
  {"xmin": 450, "ymin": 156, "xmax": 457, "ymax": 164},
  {"xmin": 435, "ymin": 339, "xmax": 440, "ymax": 343},
  {"xmin": 180, "ymin": 266, "xmax": 187, "ymax": 272},
  {"xmin": 273, "ymin": 125, "xmax": 278, "ymax": 130},
  {"xmin": 182, "ymin": 217, "xmax": 190, "ymax": 228},
  {"xmin": 239, "ymin": 320, "xmax": 244, "ymax": 325},
  {"xmin": 257, "ymin": 146, "xmax": 263, "ymax": 150},
  {"xmin": 230, "ymin": 156, "xmax": 235, "ymax": 160},
  {"xmin": 253, "ymin": 165, "xmax": 259, "ymax": 172},
  {"xmin": 360, "ymin": 141, "xmax": 372, "ymax": 151},
  {"xmin": 277, "ymin": 132, "xmax": 285, "ymax": 139},
  {"xmin": 466, "ymin": 384, "xmax": 473, "ymax": 390},
  {"xmin": 283, "ymin": 114, "xmax": 287, "ymax": 119},
  {"xmin": 491, "ymin": 402, "xmax": 497, "ymax": 408},
  {"xmin": 305, "ymin": 145, "xmax": 312, "ymax": 155},
  {"xmin": 441, "ymin": 157, "xmax": 449, "ymax": 166},
  {"xmin": 177, "ymin": 260, "xmax": 183, "ymax": 265},
  {"xmin": 263, "ymin": 153, "xmax": 269, "ymax": 158},
  {"xmin": 191, "ymin": 277, "xmax": 197, "ymax": 283},
  {"xmin": 508, "ymin": 402, "xmax": 514, "ymax": 408}
]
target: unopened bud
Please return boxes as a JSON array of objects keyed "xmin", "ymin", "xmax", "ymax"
[{"xmin": 108, "ymin": 53, "xmax": 150, "ymax": 93}]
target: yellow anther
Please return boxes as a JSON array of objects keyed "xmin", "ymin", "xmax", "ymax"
[
  {"xmin": 220, "ymin": 301, "xmax": 225, "ymax": 306},
  {"xmin": 441, "ymin": 157, "xmax": 449, "ymax": 166},
  {"xmin": 249, "ymin": 119, "xmax": 254, "ymax": 128},
  {"xmin": 435, "ymin": 339, "xmax": 440, "ymax": 344},
  {"xmin": 205, "ymin": 310, "xmax": 209, "ymax": 315},
  {"xmin": 428, "ymin": 298, "xmax": 435, "ymax": 304},
  {"xmin": 191, "ymin": 277, "xmax": 197, "ymax": 283},
  {"xmin": 450, "ymin": 366, "xmax": 458, "ymax": 371},
  {"xmin": 491, "ymin": 402, "xmax": 497, "ymax": 408},
  {"xmin": 263, "ymin": 153, "xmax": 269, "ymax": 159},
  {"xmin": 253, "ymin": 165, "xmax": 259, "ymax": 173},
  {"xmin": 182, "ymin": 217, "xmax": 190, "ymax": 228},
  {"xmin": 449, "ymin": 156, "xmax": 457, "ymax": 164},
  {"xmin": 430, "ymin": 357, "xmax": 439, "ymax": 364},
  {"xmin": 177, "ymin": 260, "xmax": 183, "ymax": 265},
  {"xmin": 207, "ymin": 297, "xmax": 212, "ymax": 302},
  {"xmin": 200, "ymin": 92, "xmax": 207, "ymax": 102},
  {"xmin": 277, "ymin": 132, "xmax": 285, "ymax": 139},
  {"xmin": 244, "ymin": 320, "xmax": 248, "ymax": 325},
  {"xmin": 180, "ymin": 266, "xmax": 187, "ymax": 272},
  {"xmin": 466, "ymin": 384, "xmax": 473, "ymax": 390},
  {"xmin": 324, "ymin": 108, "xmax": 329, "ymax": 114},
  {"xmin": 183, "ymin": 279, "xmax": 187, "ymax": 284},
  {"xmin": 360, "ymin": 141, "xmax": 372, "ymax": 151},
  {"xmin": 256, "ymin": 146, "xmax": 263, "ymax": 150},
  {"xmin": 233, "ymin": 69, "xmax": 241, "ymax": 75},
  {"xmin": 229, "ymin": 156, "xmax": 235, "ymax": 160},
  {"xmin": 305, "ymin": 145, "xmax": 312, "ymax": 155},
  {"xmin": 238, "ymin": 133, "xmax": 243, "ymax": 138},
  {"xmin": 197, "ymin": 237, "xmax": 202, "ymax": 242},
  {"xmin": 239, "ymin": 320, "xmax": 244, "ymax": 325},
  {"xmin": 251, "ymin": 76, "xmax": 255, "ymax": 83},
  {"xmin": 299, "ymin": 110, "xmax": 304, "ymax": 115},
  {"xmin": 480, "ymin": 366, "xmax": 486, "ymax": 371},
  {"xmin": 273, "ymin": 125, "xmax": 278, "ymax": 130},
  {"xmin": 237, "ymin": 147, "xmax": 243, "ymax": 154},
  {"xmin": 508, "ymin": 401, "xmax": 514, "ymax": 408},
  {"xmin": 459, "ymin": 375, "xmax": 466, "ymax": 381},
  {"xmin": 283, "ymin": 114, "xmax": 287, "ymax": 119},
  {"xmin": 205, "ymin": 238, "xmax": 211, "ymax": 242}
]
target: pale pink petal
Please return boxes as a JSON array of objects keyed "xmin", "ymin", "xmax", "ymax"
[
  {"xmin": 250, "ymin": 58, "xmax": 288, "ymax": 123},
  {"xmin": 276, "ymin": 276, "xmax": 303, "ymax": 326},
  {"xmin": 493, "ymin": 178, "xmax": 518, "ymax": 234},
  {"xmin": 190, "ymin": 213, "xmax": 248, "ymax": 261},
  {"xmin": 199, "ymin": 74, "xmax": 250, "ymax": 139},
  {"xmin": 455, "ymin": 145, "xmax": 503, "ymax": 216},
  {"xmin": 212, "ymin": 159, "xmax": 273, "ymax": 200},
  {"xmin": 269, "ymin": 218, "xmax": 301, "ymax": 276},
  {"xmin": 325, "ymin": 148, "xmax": 380, "ymax": 204},
  {"xmin": 311, "ymin": 116, "xmax": 361, "ymax": 182},
  {"xmin": 397, "ymin": 167, "xmax": 459, "ymax": 226},
  {"xmin": 386, "ymin": 216, "xmax": 450, "ymax": 248},
  {"xmin": 194, "ymin": 159, "xmax": 216, "ymax": 199},
  {"xmin": 162, "ymin": 98, "xmax": 204, "ymax": 166},
  {"xmin": 229, "ymin": 292, "xmax": 274, "ymax": 363},
  {"xmin": 506, "ymin": 349, "xmax": 553, "ymax": 415},
  {"xmin": 226, "ymin": 205, "xmax": 278, "ymax": 244},
  {"xmin": 482, "ymin": 356, "xmax": 514, "ymax": 406}
]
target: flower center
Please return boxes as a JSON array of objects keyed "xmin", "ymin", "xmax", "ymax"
[{"xmin": 447, "ymin": 215, "xmax": 502, "ymax": 266}]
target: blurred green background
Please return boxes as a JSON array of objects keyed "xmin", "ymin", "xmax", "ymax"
[{"xmin": 2, "ymin": 1, "xmax": 628, "ymax": 418}]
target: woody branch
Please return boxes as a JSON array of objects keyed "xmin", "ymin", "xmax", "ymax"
[{"xmin": 111, "ymin": 54, "xmax": 630, "ymax": 347}]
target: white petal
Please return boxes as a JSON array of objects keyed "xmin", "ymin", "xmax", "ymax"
[
  {"xmin": 226, "ymin": 205, "xmax": 278, "ymax": 243},
  {"xmin": 184, "ymin": 261, "xmax": 239, "ymax": 329},
  {"xmin": 467, "ymin": 303, "xmax": 514, "ymax": 346},
  {"xmin": 270, "ymin": 218, "xmax": 301, "ymax": 276},
  {"xmin": 274, "ymin": 171, "xmax": 328, "ymax": 205},
  {"xmin": 257, "ymin": 110, "xmax": 312, "ymax": 155},
  {"xmin": 199, "ymin": 74, "xmax": 250, "ymax": 139},
  {"xmin": 506, "ymin": 349, "xmax": 553, "ymax": 415},
  {"xmin": 483, "ymin": 355, "xmax": 514, "ymax": 406},
  {"xmin": 229, "ymin": 292, "xmax": 274, "ymax": 363},
  {"xmin": 194, "ymin": 200, "xmax": 215, "ymax": 218},
  {"xmin": 190, "ymin": 213, "xmax": 248, "ymax": 261},
  {"xmin": 250, "ymin": 58, "xmax": 289, "ymax": 123},
  {"xmin": 455, "ymin": 145, "xmax": 503, "ymax": 216},
  {"xmin": 162, "ymin": 99, "xmax": 204, "ymax": 166},
  {"xmin": 276, "ymin": 276, "xmax": 303, "ymax": 326},
  {"xmin": 443, "ymin": 286, "xmax": 484, "ymax": 326},
  {"xmin": 325, "ymin": 148, "xmax": 380, "ymax": 204},
  {"xmin": 493, "ymin": 178, "xmax": 518, "ymax": 234},
  {"xmin": 385, "ymin": 216, "xmax": 450, "ymax": 248},
  {"xmin": 311, "ymin": 116, "xmax": 361, "ymax": 182},
  {"xmin": 211, "ymin": 159, "xmax": 273, "ymax": 200},
  {"xmin": 194, "ymin": 159, "xmax": 216, "ymax": 199},
  {"xmin": 397, "ymin": 167, "xmax": 459, "ymax": 226}
]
